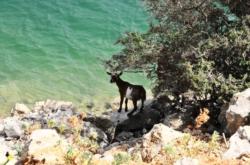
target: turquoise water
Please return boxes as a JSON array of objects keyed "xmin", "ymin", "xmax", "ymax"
[{"xmin": 0, "ymin": 0, "xmax": 150, "ymax": 115}]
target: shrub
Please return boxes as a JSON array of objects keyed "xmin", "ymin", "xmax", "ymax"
[{"xmin": 106, "ymin": 0, "xmax": 250, "ymax": 115}]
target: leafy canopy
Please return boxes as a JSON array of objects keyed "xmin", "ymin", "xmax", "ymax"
[{"xmin": 106, "ymin": 0, "xmax": 250, "ymax": 110}]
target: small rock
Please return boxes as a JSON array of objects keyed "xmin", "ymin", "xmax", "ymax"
[
  {"xmin": 86, "ymin": 101, "xmax": 95, "ymax": 109},
  {"xmin": 4, "ymin": 117, "xmax": 24, "ymax": 138},
  {"xmin": 104, "ymin": 102, "xmax": 112, "ymax": 109},
  {"xmin": 28, "ymin": 129, "xmax": 68, "ymax": 164},
  {"xmin": 174, "ymin": 157, "xmax": 199, "ymax": 165},
  {"xmin": 11, "ymin": 103, "xmax": 31, "ymax": 117},
  {"xmin": 223, "ymin": 126, "xmax": 250, "ymax": 159}
]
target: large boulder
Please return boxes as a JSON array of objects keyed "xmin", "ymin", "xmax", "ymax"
[
  {"xmin": 3, "ymin": 117, "xmax": 24, "ymax": 138},
  {"xmin": 219, "ymin": 88, "xmax": 250, "ymax": 135},
  {"xmin": 141, "ymin": 123, "xmax": 184, "ymax": 162},
  {"xmin": 223, "ymin": 126, "xmax": 250, "ymax": 159},
  {"xmin": 28, "ymin": 129, "xmax": 68, "ymax": 164}
]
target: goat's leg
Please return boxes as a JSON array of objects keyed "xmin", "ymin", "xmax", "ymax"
[
  {"xmin": 125, "ymin": 98, "xmax": 128, "ymax": 112},
  {"xmin": 140, "ymin": 99, "xmax": 144, "ymax": 112},
  {"xmin": 128, "ymin": 100, "xmax": 137, "ymax": 116},
  {"xmin": 118, "ymin": 95, "xmax": 124, "ymax": 112}
]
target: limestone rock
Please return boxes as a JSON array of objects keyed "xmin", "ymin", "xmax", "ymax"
[
  {"xmin": 28, "ymin": 129, "xmax": 68, "ymax": 164},
  {"xmin": 11, "ymin": 103, "xmax": 31, "ymax": 117},
  {"xmin": 219, "ymin": 88, "xmax": 250, "ymax": 135},
  {"xmin": 4, "ymin": 117, "xmax": 24, "ymax": 138},
  {"xmin": 141, "ymin": 123, "xmax": 183, "ymax": 162},
  {"xmin": 223, "ymin": 126, "xmax": 250, "ymax": 159},
  {"xmin": 174, "ymin": 157, "xmax": 199, "ymax": 165}
]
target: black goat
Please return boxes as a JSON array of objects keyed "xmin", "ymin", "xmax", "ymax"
[{"xmin": 107, "ymin": 72, "xmax": 146, "ymax": 116}]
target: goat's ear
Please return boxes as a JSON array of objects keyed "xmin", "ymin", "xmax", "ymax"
[
  {"xmin": 118, "ymin": 72, "xmax": 123, "ymax": 76},
  {"xmin": 106, "ymin": 72, "xmax": 112, "ymax": 75}
]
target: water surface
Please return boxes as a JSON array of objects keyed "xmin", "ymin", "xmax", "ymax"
[{"xmin": 0, "ymin": 0, "xmax": 150, "ymax": 115}]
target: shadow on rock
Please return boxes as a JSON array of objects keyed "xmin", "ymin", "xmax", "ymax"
[{"xmin": 114, "ymin": 108, "xmax": 163, "ymax": 140}]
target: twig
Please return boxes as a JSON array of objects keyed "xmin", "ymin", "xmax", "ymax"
[{"xmin": 222, "ymin": 133, "xmax": 229, "ymax": 148}]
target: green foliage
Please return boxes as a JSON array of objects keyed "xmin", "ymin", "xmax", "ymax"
[
  {"xmin": 209, "ymin": 131, "xmax": 220, "ymax": 149},
  {"xmin": 106, "ymin": 0, "xmax": 250, "ymax": 113},
  {"xmin": 112, "ymin": 153, "xmax": 131, "ymax": 165},
  {"xmin": 47, "ymin": 119, "xmax": 56, "ymax": 128},
  {"xmin": 164, "ymin": 144, "xmax": 176, "ymax": 155}
]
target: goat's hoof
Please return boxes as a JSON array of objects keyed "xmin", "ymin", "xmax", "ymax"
[
  {"xmin": 125, "ymin": 109, "xmax": 128, "ymax": 112},
  {"xmin": 118, "ymin": 109, "xmax": 122, "ymax": 113}
]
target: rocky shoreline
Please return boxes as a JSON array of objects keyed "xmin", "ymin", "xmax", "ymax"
[{"xmin": 0, "ymin": 88, "xmax": 250, "ymax": 165}]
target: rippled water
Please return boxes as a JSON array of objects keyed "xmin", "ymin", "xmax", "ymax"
[{"xmin": 0, "ymin": 0, "xmax": 150, "ymax": 115}]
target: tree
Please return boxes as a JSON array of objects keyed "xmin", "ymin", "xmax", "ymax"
[{"xmin": 105, "ymin": 0, "xmax": 250, "ymax": 114}]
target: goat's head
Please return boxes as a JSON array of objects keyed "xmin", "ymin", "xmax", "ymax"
[{"xmin": 107, "ymin": 71, "xmax": 123, "ymax": 83}]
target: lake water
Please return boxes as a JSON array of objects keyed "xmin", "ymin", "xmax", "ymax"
[{"xmin": 0, "ymin": 0, "xmax": 150, "ymax": 115}]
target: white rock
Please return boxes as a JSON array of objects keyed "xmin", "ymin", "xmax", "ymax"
[
  {"xmin": 174, "ymin": 157, "xmax": 199, "ymax": 165},
  {"xmin": 0, "ymin": 140, "xmax": 17, "ymax": 165},
  {"xmin": 28, "ymin": 129, "xmax": 68, "ymax": 164},
  {"xmin": 4, "ymin": 117, "xmax": 24, "ymax": 138},
  {"xmin": 141, "ymin": 123, "xmax": 184, "ymax": 161},
  {"xmin": 223, "ymin": 126, "xmax": 250, "ymax": 159},
  {"xmin": 11, "ymin": 103, "xmax": 30, "ymax": 116}
]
